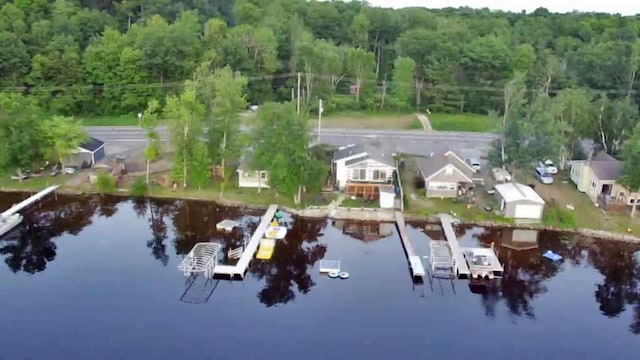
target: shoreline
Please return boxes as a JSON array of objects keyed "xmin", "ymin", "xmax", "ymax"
[{"xmin": 2, "ymin": 187, "xmax": 640, "ymax": 244}]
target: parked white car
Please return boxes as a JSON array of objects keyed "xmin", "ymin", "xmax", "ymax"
[
  {"xmin": 492, "ymin": 167, "xmax": 512, "ymax": 182},
  {"xmin": 540, "ymin": 160, "xmax": 558, "ymax": 174},
  {"xmin": 466, "ymin": 158, "xmax": 481, "ymax": 172}
]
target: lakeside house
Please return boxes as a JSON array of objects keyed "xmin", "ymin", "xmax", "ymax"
[
  {"xmin": 493, "ymin": 182, "xmax": 545, "ymax": 222},
  {"xmin": 417, "ymin": 149, "xmax": 480, "ymax": 198},
  {"xmin": 331, "ymin": 140, "xmax": 396, "ymax": 199},
  {"xmin": 236, "ymin": 157, "xmax": 269, "ymax": 189},
  {"xmin": 569, "ymin": 151, "xmax": 639, "ymax": 206}
]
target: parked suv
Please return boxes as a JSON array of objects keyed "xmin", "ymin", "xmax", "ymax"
[{"xmin": 535, "ymin": 167, "xmax": 554, "ymax": 184}]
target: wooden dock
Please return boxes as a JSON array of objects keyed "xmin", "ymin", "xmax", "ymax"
[
  {"xmin": 213, "ymin": 204, "xmax": 278, "ymax": 279},
  {"xmin": 1, "ymin": 185, "xmax": 59, "ymax": 218},
  {"xmin": 438, "ymin": 214, "xmax": 471, "ymax": 279},
  {"xmin": 394, "ymin": 211, "xmax": 425, "ymax": 279}
]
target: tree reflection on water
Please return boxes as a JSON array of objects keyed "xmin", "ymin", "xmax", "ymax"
[
  {"xmin": 249, "ymin": 217, "xmax": 327, "ymax": 307},
  {"xmin": 473, "ymin": 228, "xmax": 640, "ymax": 333},
  {"xmin": 3, "ymin": 193, "xmax": 640, "ymax": 333},
  {"xmin": 0, "ymin": 194, "xmax": 102, "ymax": 274}
]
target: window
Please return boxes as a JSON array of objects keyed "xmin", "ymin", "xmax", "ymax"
[
  {"xmin": 352, "ymin": 168, "xmax": 366, "ymax": 180},
  {"xmin": 445, "ymin": 166, "xmax": 453, "ymax": 175},
  {"xmin": 373, "ymin": 170, "xmax": 387, "ymax": 181},
  {"xmin": 260, "ymin": 171, "xmax": 267, "ymax": 180}
]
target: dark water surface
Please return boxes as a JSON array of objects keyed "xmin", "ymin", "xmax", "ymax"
[{"xmin": 1, "ymin": 194, "xmax": 639, "ymax": 360}]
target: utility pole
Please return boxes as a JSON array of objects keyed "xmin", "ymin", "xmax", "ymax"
[
  {"xmin": 296, "ymin": 72, "xmax": 301, "ymax": 115},
  {"xmin": 318, "ymin": 99, "xmax": 323, "ymax": 143}
]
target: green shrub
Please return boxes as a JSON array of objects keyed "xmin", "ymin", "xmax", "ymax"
[
  {"xmin": 96, "ymin": 171, "xmax": 116, "ymax": 194},
  {"xmin": 130, "ymin": 177, "xmax": 148, "ymax": 197}
]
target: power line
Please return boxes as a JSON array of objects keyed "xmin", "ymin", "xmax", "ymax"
[
  {"xmin": 0, "ymin": 73, "xmax": 298, "ymax": 93},
  {"xmin": 0, "ymin": 71, "xmax": 638, "ymax": 96}
]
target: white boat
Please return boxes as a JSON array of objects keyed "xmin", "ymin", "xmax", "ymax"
[
  {"xmin": 0, "ymin": 213, "xmax": 24, "ymax": 237},
  {"xmin": 264, "ymin": 226, "xmax": 287, "ymax": 239}
]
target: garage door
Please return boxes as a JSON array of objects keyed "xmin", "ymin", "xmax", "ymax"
[{"xmin": 514, "ymin": 204, "xmax": 540, "ymax": 219}]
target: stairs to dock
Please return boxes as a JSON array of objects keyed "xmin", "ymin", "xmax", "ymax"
[{"xmin": 430, "ymin": 241, "xmax": 455, "ymax": 278}]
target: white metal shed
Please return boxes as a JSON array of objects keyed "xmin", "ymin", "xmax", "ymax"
[{"xmin": 494, "ymin": 183, "xmax": 545, "ymax": 220}]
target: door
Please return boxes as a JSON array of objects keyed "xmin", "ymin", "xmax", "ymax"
[{"xmin": 514, "ymin": 204, "xmax": 540, "ymax": 219}]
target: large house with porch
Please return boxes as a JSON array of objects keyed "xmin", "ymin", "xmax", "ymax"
[
  {"xmin": 569, "ymin": 151, "xmax": 639, "ymax": 206},
  {"xmin": 332, "ymin": 140, "xmax": 396, "ymax": 199},
  {"xmin": 417, "ymin": 149, "xmax": 481, "ymax": 198}
]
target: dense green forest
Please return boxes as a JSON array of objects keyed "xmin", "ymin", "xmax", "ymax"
[{"xmin": 1, "ymin": 1, "xmax": 640, "ymax": 157}]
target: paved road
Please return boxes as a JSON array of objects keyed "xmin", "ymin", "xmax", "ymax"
[{"xmin": 86, "ymin": 126, "xmax": 499, "ymax": 159}]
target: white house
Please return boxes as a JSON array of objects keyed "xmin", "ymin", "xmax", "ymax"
[
  {"xmin": 236, "ymin": 157, "xmax": 269, "ymax": 189},
  {"xmin": 331, "ymin": 140, "xmax": 396, "ymax": 191}
]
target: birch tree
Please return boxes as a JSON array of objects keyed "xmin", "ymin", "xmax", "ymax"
[
  {"xmin": 208, "ymin": 66, "xmax": 248, "ymax": 197},
  {"xmin": 164, "ymin": 84, "xmax": 205, "ymax": 188},
  {"xmin": 346, "ymin": 48, "xmax": 376, "ymax": 103},
  {"xmin": 500, "ymin": 73, "xmax": 526, "ymax": 167}
]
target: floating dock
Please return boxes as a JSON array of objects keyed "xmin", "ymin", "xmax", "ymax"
[
  {"xmin": 461, "ymin": 245, "xmax": 504, "ymax": 280},
  {"xmin": 438, "ymin": 214, "xmax": 470, "ymax": 279},
  {"xmin": 395, "ymin": 211, "xmax": 425, "ymax": 279},
  {"xmin": 216, "ymin": 219, "xmax": 239, "ymax": 232}
]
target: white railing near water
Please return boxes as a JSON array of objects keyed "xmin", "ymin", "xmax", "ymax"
[{"xmin": 178, "ymin": 242, "xmax": 223, "ymax": 278}]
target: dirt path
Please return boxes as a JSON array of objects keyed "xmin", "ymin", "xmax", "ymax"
[{"xmin": 415, "ymin": 114, "xmax": 432, "ymax": 131}]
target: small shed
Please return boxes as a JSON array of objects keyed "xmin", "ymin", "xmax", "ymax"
[
  {"xmin": 494, "ymin": 183, "xmax": 545, "ymax": 221},
  {"xmin": 77, "ymin": 137, "xmax": 106, "ymax": 167},
  {"xmin": 379, "ymin": 185, "xmax": 395, "ymax": 209}
]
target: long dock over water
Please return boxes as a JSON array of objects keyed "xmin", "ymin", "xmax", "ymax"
[
  {"xmin": 214, "ymin": 204, "xmax": 278, "ymax": 279},
  {"xmin": 394, "ymin": 211, "xmax": 425, "ymax": 280},
  {"xmin": 438, "ymin": 214, "xmax": 471, "ymax": 279},
  {"xmin": 1, "ymin": 185, "xmax": 59, "ymax": 218}
]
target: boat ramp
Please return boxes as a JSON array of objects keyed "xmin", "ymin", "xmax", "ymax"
[{"xmin": 178, "ymin": 205, "xmax": 279, "ymax": 280}]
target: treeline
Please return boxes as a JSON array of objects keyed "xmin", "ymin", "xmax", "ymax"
[{"xmin": 1, "ymin": 2, "xmax": 640, "ymax": 134}]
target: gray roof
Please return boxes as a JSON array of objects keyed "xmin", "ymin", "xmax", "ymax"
[
  {"xmin": 418, "ymin": 149, "xmax": 473, "ymax": 179},
  {"xmin": 333, "ymin": 144, "xmax": 365, "ymax": 161},
  {"xmin": 79, "ymin": 137, "xmax": 105, "ymax": 152},
  {"xmin": 333, "ymin": 139, "xmax": 396, "ymax": 167},
  {"xmin": 588, "ymin": 151, "xmax": 621, "ymax": 181}
]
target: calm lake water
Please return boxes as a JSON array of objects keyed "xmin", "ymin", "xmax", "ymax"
[{"xmin": 1, "ymin": 193, "xmax": 639, "ymax": 360}]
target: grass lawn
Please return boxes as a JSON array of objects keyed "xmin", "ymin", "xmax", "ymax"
[
  {"xmin": 0, "ymin": 170, "xmax": 69, "ymax": 191},
  {"xmin": 341, "ymin": 197, "xmax": 379, "ymax": 208},
  {"xmin": 428, "ymin": 112, "xmax": 496, "ymax": 132},
  {"xmin": 405, "ymin": 197, "xmax": 512, "ymax": 223},
  {"xmin": 144, "ymin": 176, "xmax": 334, "ymax": 209},
  {"xmin": 312, "ymin": 111, "xmax": 418, "ymax": 130}
]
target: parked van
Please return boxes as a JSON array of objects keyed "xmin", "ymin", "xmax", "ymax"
[{"xmin": 535, "ymin": 167, "xmax": 554, "ymax": 184}]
